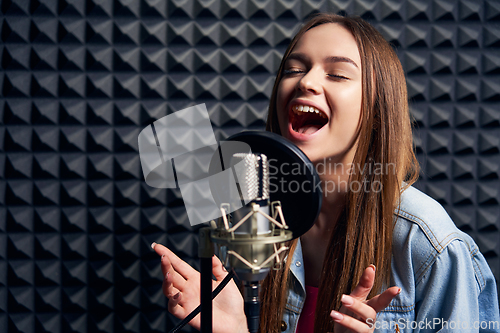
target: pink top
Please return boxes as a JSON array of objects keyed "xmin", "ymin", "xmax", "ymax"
[{"xmin": 296, "ymin": 285, "xmax": 319, "ymax": 333}]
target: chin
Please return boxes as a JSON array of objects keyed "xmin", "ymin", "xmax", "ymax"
[{"xmin": 295, "ymin": 145, "xmax": 322, "ymax": 163}]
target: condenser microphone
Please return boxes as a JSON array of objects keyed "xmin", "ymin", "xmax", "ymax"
[
  {"xmin": 212, "ymin": 151, "xmax": 292, "ymax": 333},
  {"xmin": 210, "ymin": 131, "xmax": 322, "ymax": 240},
  {"xmin": 228, "ymin": 153, "xmax": 272, "ymax": 279},
  {"xmin": 209, "ymin": 131, "xmax": 323, "ymax": 333},
  {"xmin": 167, "ymin": 130, "xmax": 322, "ymax": 333}
]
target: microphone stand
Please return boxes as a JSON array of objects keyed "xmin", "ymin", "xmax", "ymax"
[
  {"xmin": 198, "ymin": 149, "xmax": 296, "ymax": 333},
  {"xmin": 199, "ymin": 228, "xmax": 214, "ymax": 333},
  {"xmin": 200, "ymin": 227, "xmax": 261, "ymax": 333},
  {"xmin": 243, "ymin": 281, "xmax": 260, "ymax": 333}
]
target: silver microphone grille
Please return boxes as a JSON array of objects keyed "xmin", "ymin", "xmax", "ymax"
[{"xmin": 232, "ymin": 153, "xmax": 269, "ymax": 202}]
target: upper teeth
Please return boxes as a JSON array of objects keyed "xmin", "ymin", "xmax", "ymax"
[{"xmin": 293, "ymin": 105, "xmax": 327, "ymax": 118}]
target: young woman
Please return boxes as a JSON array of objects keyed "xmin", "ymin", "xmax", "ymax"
[{"xmin": 152, "ymin": 13, "xmax": 499, "ymax": 333}]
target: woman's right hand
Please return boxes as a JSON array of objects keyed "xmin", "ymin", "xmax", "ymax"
[
  {"xmin": 152, "ymin": 242, "xmax": 248, "ymax": 333},
  {"xmin": 330, "ymin": 265, "xmax": 400, "ymax": 333}
]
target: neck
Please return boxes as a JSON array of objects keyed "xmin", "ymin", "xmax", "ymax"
[
  {"xmin": 299, "ymin": 156, "xmax": 351, "ymax": 286},
  {"xmin": 310, "ymin": 194, "xmax": 344, "ymax": 225},
  {"xmin": 300, "ymin": 188, "xmax": 345, "ymax": 287},
  {"xmin": 314, "ymin": 156, "xmax": 350, "ymax": 228}
]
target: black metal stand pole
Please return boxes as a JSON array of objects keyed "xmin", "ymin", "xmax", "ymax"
[
  {"xmin": 199, "ymin": 228, "xmax": 214, "ymax": 333},
  {"xmin": 243, "ymin": 281, "xmax": 260, "ymax": 333}
]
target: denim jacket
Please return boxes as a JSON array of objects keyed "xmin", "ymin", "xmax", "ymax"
[{"xmin": 282, "ymin": 186, "xmax": 500, "ymax": 333}]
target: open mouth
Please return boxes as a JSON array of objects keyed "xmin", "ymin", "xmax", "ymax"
[{"xmin": 290, "ymin": 105, "xmax": 328, "ymax": 135}]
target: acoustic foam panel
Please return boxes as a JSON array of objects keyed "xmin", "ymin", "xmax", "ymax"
[{"xmin": 0, "ymin": 0, "xmax": 499, "ymax": 332}]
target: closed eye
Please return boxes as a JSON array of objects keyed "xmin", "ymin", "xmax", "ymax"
[
  {"xmin": 284, "ymin": 69, "xmax": 349, "ymax": 80},
  {"xmin": 327, "ymin": 74, "xmax": 349, "ymax": 80},
  {"xmin": 283, "ymin": 69, "xmax": 305, "ymax": 75}
]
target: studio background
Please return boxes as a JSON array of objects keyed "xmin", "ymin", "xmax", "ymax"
[{"xmin": 1, "ymin": 0, "xmax": 499, "ymax": 332}]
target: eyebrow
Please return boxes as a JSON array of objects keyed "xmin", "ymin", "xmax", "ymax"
[{"xmin": 286, "ymin": 52, "xmax": 359, "ymax": 69}]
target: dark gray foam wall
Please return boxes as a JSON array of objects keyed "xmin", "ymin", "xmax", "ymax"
[{"xmin": 0, "ymin": 0, "xmax": 499, "ymax": 332}]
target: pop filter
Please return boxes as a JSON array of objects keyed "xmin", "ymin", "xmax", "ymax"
[{"xmin": 213, "ymin": 131, "xmax": 322, "ymax": 239}]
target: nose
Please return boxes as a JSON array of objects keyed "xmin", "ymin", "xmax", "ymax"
[{"xmin": 297, "ymin": 68, "xmax": 322, "ymax": 94}]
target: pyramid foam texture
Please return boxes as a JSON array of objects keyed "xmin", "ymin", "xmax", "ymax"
[{"xmin": 1, "ymin": 0, "xmax": 499, "ymax": 331}]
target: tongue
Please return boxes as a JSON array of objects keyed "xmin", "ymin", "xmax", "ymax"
[{"xmin": 298, "ymin": 125, "xmax": 321, "ymax": 135}]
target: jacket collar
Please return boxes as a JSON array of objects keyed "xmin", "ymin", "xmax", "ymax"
[{"xmin": 289, "ymin": 238, "xmax": 306, "ymax": 293}]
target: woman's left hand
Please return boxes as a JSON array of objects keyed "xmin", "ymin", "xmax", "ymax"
[{"xmin": 330, "ymin": 265, "xmax": 400, "ymax": 333}]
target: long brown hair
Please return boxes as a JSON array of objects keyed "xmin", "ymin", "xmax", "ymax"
[{"xmin": 260, "ymin": 13, "xmax": 419, "ymax": 332}]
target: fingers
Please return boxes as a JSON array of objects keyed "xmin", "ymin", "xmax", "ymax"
[
  {"xmin": 152, "ymin": 242, "xmax": 197, "ymax": 280},
  {"xmin": 211, "ymin": 255, "xmax": 228, "ymax": 282},
  {"xmin": 152, "ymin": 243, "xmax": 193, "ymax": 300},
  {"xmin": 349, "ymin": 265, "xmax": 375, "ymax": 301},
  {"xmin": 162, "ymin": 270, "xmax": 180, "ymax": 298},
  {"xmin": 341, "ymin": 294, "xmax": 376, "ymax": 322},
  {"xmin": 159, "ymin": 252, "xmax": 189, "ymax": 295},
  {"xmin": 331, "ymin": 265, "xmax": 401, "ymax": 333},
  {"xmin": 331, "ymin": 309, "xmax": 372, "ymax": 333},
  {"xmin": 160, "ymin": 253, "xmax": 188, "ymax": 284},
  {"xmin": 168, "ymin": 292, "xmax": 185, "ymax": 317},
  {"xmin": 366, "ymin": 286, "xmax": 401, "ymax": 313},
  {"xmin": 332, "ymin": 289, "xmax": 400, "ymax": 332}
]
